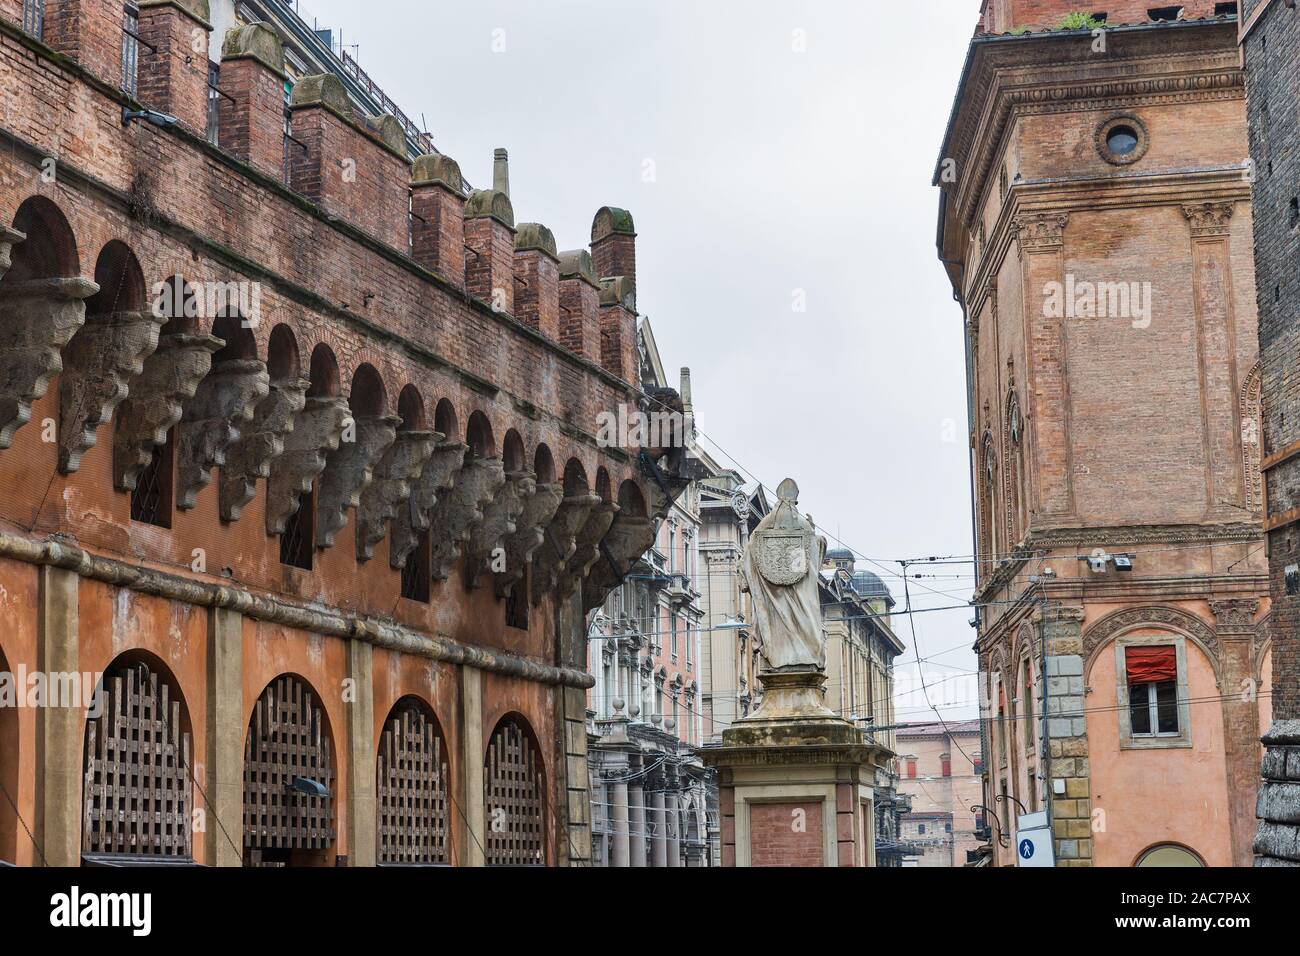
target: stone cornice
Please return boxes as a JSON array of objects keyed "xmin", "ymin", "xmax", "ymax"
[{"xmin": 942, "ymin": 24, "xmax": 1242, "ymax": 235}]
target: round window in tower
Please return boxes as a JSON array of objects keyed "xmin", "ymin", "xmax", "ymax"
[{"xmin": 1096, "ymin": 115, "xmax": 1150, "ymax": 166}]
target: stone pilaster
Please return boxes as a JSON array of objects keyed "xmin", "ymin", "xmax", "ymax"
[
  {"xmin": 1013, "ymin": 213, "xmax": 1075, "ymax": 521},
  {"xmin": 1210, "ymin": 599, "xmax": 1263, "ymax": 867},
  {"xmin": 345, "ymin": 640, "xmax": 376, "ymax": 866},
  {"xmin": 35, "ymin": 565, "xmax": 79, "ymax": 867},
  {"xmin": 206, "ymin": 606, "xmax": 243, "ymax": 867},
  {"xmin": 1183, "ymin": 202, "xmax": 1245, "ymax": 519},
  {"xmin": 1042, "ymin": 606, "xmax": 1093, "ymax": 866},
  {"xmin": 556, "ymin": 587, "xmax": 592, "ymax": 866},
  {"xmin": 459, "ymin": 666, "xmax": 485, "ymax": 866}
]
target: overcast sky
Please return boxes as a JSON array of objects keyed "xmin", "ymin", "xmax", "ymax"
[{"xmin": 296, "ymin": 0, "xmax": 981, "ymax": 719}]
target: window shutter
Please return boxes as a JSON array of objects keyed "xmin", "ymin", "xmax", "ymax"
[{"xmin": 1125, "ymin": 645, "xmax": 1177, "ymax": 685}]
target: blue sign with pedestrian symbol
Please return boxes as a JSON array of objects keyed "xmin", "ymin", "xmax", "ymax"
[{"xmin": 1019, "ymin": 838, "xmax": 1034, "ymax": 860}]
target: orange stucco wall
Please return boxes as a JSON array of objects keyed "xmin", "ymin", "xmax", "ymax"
[
  {"xmin": 0, "ymin": 557, "xmax": 38, "ymax": 865},
  {"xmin": 1086, "ymin": 631, "xmax": 1231, "ymax": 867}
]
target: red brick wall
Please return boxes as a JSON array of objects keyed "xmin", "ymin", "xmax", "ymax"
[
  {"xmin": 411, "ymin": 182, "xmax": 465, "ymax": 290},
  {"xmin": 984, "ymin": 0, "xmax": 1224, "ymax": 32},
  {"xmin": 216, "ymin": 55, "xmax": 286, "ymax": 180},
  {"xmin": 749, "ymin": 801, "xmax": 823, "ymax": 867},
  {"xmin": 592, "ymin": 232, "xmax": 635, "ymax": 287},
  {"xmin": 45, "ymin": 0, "xmax": 124, "ymax": 86},
  {"xmin": 289, "ymin": 104, "xmax": 411, "ymax": 253},
  {"xmin": 465, "ymin": 217, "xmax": 516, "ymax": 314},
  {"xmin": 515, "ymin": 249, "xmax": 559, "ymax": 340},
  {"xmin": 559, "ymin": 276, "xmax": 599, "ymax": 360},
  {"xmin": 136, "ymin": 3, "xmax": 210, "ymax": 135}
]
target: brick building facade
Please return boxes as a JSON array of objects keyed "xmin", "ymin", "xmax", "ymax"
[
  {"xmin": 0, "ymin": 0, "xmax": 687, "ymax": 866},
  {"xmin": 937, "ymin": 2, "xmax": 1269, "ymax": 867},
  {"xmin": 1240, "ymin": 0, "xmax": 1300, "ymax": 867}
]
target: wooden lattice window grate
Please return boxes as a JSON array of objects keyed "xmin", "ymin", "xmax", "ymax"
[
  {"xmin": 243, "ymin": 676, "xmax": 335, "ymax": 865},
  {"xmin": 484, "ymin": 719, "xmax": 545, "ymax": 866},
  {"xmin": 377, "ymin": 700, "xmax": 449, "ymax": 865},
  {"xmin": 83, "ymin": 662, "xmax": 192, "ymax": 859}
]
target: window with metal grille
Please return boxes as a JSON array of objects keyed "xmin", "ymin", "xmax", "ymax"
[
  {"xmin": 243, "ymin": 676, "xmax": 335, "ymax": 867},
  {"xmin": 377, "ymin": 700, "xmax": 449, "ymax": 865},
  {"xmin": 206, "ymin": 61, "xmax": 221, "ymax": 145},
  {"xmin": 83, "ymin": 661, "xmax": 192, "ymax": 861},
  {"xmin": 400, "ymin": 527, "xmax": 430, "ymax": 602},
  {"xmin": 121, "ymin": 4, "xmax": 140, "ymax": 97},
  {"xmin": 505, "ymin": 575, "xmax": 528, "ymax": 630},
  {"xmin": 280, "ymin": 485, "xmax": 313, "ymax": 570},
  {"xmin": 22, "ymin": 0, "xmax": 44, "ymax": 38},
  {"xmin": 484, "ymin": 719, "xmax": 544, "ymax": 866},
  {"xmin": 130, "ymin": 428, "xmax": 173, "ymax": 528}
]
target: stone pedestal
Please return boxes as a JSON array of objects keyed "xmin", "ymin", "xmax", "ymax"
[{"xmin": 702, "ymin": 667, "xmax": 887, "ymax": 867}]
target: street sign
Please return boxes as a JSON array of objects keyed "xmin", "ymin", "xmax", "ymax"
[
  {"xmin": 1015, "ymin": 829, "xmax": 1054, "ymax": 867},
  {"xmin": 1015, "ymin": 812, "xmax": 1054, "ymax": 868}
]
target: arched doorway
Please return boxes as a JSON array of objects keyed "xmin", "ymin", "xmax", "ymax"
[
  {"xmin": 484, "ymin": 715, "xmax": 545, "ymax": 866},
  {"xmin": 376, "ymin": 696, "xmax": 449, "ymax": 865},
  {"xmin": 82, "ymin": 654, "xmax": 193, "ymax": 862},
  {"xmin": 242, "ymin": 675, "xmax": 336, "ymax": 866}
]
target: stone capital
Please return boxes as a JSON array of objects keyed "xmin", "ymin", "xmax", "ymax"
[
  {"xmin": 1182, "ymin": 202, "xmax": 1234, "ymax": 239},
  {"xmin": 1012, "ymin": 213, "xmax": 1068, "ymax": 253}
]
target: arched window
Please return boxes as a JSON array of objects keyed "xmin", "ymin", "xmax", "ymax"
[
  {"xmin": 377, "ymin": 698, "xmax": 449, "ymax": 865},
  {"xmin": 1005, "ymin": 391, "xmax": 1025, "ymax": 546},
  {"xmin": 22, "ymin": 0, "xmax": 45, "ymax": 40},
  {"xmin": 243, "ymin": 675, "xmax": 335, "ymax": 866},
  {"xmin": 484, "ymin": 716, "xmax": 545, "ymax": 866},
  {"xmin": 82, "ymin": 656, "xmax": 192, "ymax": 861},
  {"xmin": 979, "ymin": 431, "xmax": 998, "ymax": 577},
  {"xmin": 1135, "ymin": 843, "xmax": 1205, "ymax": 867}
]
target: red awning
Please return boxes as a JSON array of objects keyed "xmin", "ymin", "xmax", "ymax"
[{"xmin": 1125, "ymin": 645, "xmax": 1177, "ymax": 685}]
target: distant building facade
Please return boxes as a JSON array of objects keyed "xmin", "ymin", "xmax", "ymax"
[{"xmin": 895, "ymin": 721, "xmax": 983, "ymax": 867}]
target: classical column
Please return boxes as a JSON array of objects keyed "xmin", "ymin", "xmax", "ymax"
[
  {"xmin": 649, "ymin": 780, "xmax": 667, "ymax": 867},
  {"xmin": 628, "ymin": 759, "xmax": 647, "ymax": 867},
  {"xmin": 1183, "ymin": 202, "xmax": 1245, "ymax": 518},
  {"xmin": 665, "ymin": 768, "xmax": 682, "ymax": 867},
  {"xmin": 35, "ymin": 566, "xmax": 80, "ymax": 867},
  {"xmin": 608, "ymin": 775, "xmax": 630, "ymax": 867},
  {"xmin": 206, "ymin": 606, "xmax": 244, "ymax": 867},
  {"xmin": 1013, "ymin": 213, "xmax": 1075, "ymax": 521}
]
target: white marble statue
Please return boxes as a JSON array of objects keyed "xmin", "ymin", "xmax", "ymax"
[{"xmin": 739, "ymin": 478, "xmax": 827, "ymax": 671}]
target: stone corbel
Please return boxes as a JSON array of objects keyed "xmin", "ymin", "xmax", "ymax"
[
  {"xmin": 389, "ymin": 436, "xmax": 465, "ymax": 571},
  {"xmin": 429, "ymin": 455, "xmax": 505, "ymax": 581},
  {"xmin": 583, "ymin": 514, "xmax": 657, "ymax": 612},
  {"xmin": 531, "ymin": 493, "xmax": 600, "ymax": 605},
  {"xmin": 0, "ymin": 226, "xmax": 24, "ymax": 277},
  {"xmin": 175, "ymin": 358, "xmax": 270, "ymax": 509},
  {"xmin": 556, "ymin": 500, "xmax": 618, "ymax": 602},
  {"xmin": 58, "ymin": 310, "xmax": 166, "ymax": 473},
  {"xmin": 356, "ymin": 428, "xmax": 438, "ymax": 561},
  {"xmin": 494, "ymin": 481, "xmax": 564, "ymax": 600},
  {"xmin": 315, "ymin": 413, "xmax": 401, "ymax": 548},
  {"xmin": 0, "ymin": 276, "xmax": 99, "ymax": 449},
  {"xmin": 113, "ymin": 331, "xmax": 224, "ymax": 491},
  {"xmin": 465, "ymin": 470, "xmax": 534, "ymax": 589},
  {"xmin": 265, "ymin": 394, "xmax": 351, "ymax": 534},
  {"xmin": 219, "ymin": 377, "xmax": 310, "ymax": 523}
]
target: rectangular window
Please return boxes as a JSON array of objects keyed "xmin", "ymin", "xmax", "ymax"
[
  {"xmin": 505, "ymin": 579, "xmax": 528, "ymax": 630},
  {"xmin": 280, "ymin": 486, "xmax": 314, "ymax": 570},
  {"xmin": 400, "ymin": 528, "xmax": 430, "ymax": 603},
  {"xmin": 670, "ymin": 614, "xmax": 678, "ymax": 662},
  {"xmin": 122, "ymin": 4, "xmax": 140, "ymax": 97},
  {"xmin": 129, "ymin": 429, "xmax": 174, "ymax": 528},
  {"xmin": 1023, "ymin": 661, "xmax": 1036, "ymax": 752},
  {"xmin": 1125, "ymin": 645, "xmax": 1179, "ymax": 737},
  {"xmin": 206, "ymin": 62, "xmax": 221, "ymax": 145},
  {"xmin": 23, "ymin": 0, "xmax": 44, "ymax": 39}
]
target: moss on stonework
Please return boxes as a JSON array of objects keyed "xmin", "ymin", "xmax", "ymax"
[
  {"xmin": 291, "ymin": 73, "xmax": 352, "ymax": 115},
  {"xmin": 222, "ymin": 22, "xmax": 285, "ymax": 75},
  {"xmin": 411, "ymin": 154, "xmax": 464, "ymax": 192},
  {"xmin": 592, "ymin": 206, "xmax": 635, "ymax": 241},
  {"xmin": 514, "ymin": 223, "xmax": 558, "ymax": 258},
  {"xmin": 465, "ymin": 189, "xmax": 515, "ymax": 228},
  {"xmin": 138, "ymin": 0, "xmax": 212, "ymax": 26},
  {"xmin": 559, "ymin": 249, "xmax": 598, "ymax": 286}
]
